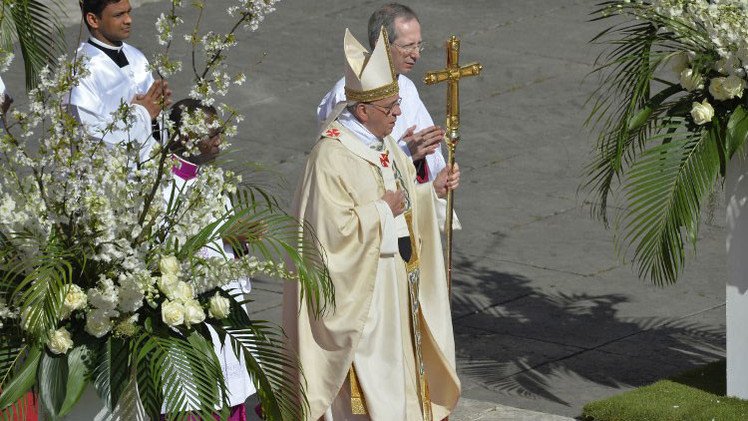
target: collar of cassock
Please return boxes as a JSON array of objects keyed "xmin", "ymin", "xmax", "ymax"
[
  {"xmin": 338, "ymin": 108, "xmax": 383, "ymax": 149},
  {"xmin": 171, "ymin": 155, "xmax": 199, "ymax": 181},
  {"xmin": 88, "ymin": 37, "xmax": 129, "ymax": 68}
]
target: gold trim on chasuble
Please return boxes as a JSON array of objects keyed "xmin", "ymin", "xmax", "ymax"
[{"xmin": 348, "ymin": 143, "xmax": 433, "ymax": 421}]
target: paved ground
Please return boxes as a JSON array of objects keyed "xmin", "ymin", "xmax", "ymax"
[{"xmin": 19, "ymin": 0, "xmax": 729, "ymax": 419}]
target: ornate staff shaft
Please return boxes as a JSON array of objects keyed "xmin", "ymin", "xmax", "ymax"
[{"xmin": 424, "ymin": 36, "xmax": 482, "ymax": 292}]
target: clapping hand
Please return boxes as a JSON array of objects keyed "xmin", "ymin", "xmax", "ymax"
[
  {"xmin": 132, "ymin": 79, "xmax": 173, "ymax": 119},
  {"xmin": 402, "ymin": 125, "xmax": 444, "ymax": 161}
]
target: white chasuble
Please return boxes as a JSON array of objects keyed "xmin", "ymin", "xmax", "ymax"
[
  {"xmin": 284, "ymin": 120, "xmax": 460, "ymax": 421},
  {"xmin": 67, "ymin": 41, "xmax": 157, "ymax": 163}
]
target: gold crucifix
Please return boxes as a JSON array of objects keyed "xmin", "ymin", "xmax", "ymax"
[{"xmin": 424, "ymin": 35, "xmax": 482, "ymax": 292}]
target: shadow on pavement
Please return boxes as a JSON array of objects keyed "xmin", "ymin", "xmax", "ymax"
[{"xmin": 450, "ymin": 253, "xmax": 725, "ymax": 410}]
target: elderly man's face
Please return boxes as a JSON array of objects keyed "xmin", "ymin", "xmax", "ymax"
[
  {"xmin": 390, "ymin": 17, "xmax": 422, "ymax": 74},
  {"xmin": 361, "ymin": 94, "xmax": 402, "ymax": 138}
]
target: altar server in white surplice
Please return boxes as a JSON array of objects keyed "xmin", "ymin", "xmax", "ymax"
[
  {"xmin": 318, "ymin": 3, "xmax": 445, "ymax": 183},
  {"xmin": 67, "ymin": 0, "xmax": 171, "ymax": 164},
  {"xmin": 286, "ymin": 27, "xmax": 461, "ymax": 421}
]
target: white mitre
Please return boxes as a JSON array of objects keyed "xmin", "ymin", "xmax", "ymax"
[{"xmin": 343, "ymin": 26, "xmax": 399, "ymax": 103}]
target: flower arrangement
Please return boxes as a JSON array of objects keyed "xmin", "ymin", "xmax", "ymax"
[
  {"xmin": 0, "ymin": 1, "xmax": 332, "ymax": 420},
  {"xmin": 585, "ymin": 0, "xmax": 748, "ymax": 284}
]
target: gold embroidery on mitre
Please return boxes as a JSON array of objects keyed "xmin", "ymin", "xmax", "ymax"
[{"xmin": 345, "ymin": 80, "xmax": 399, "ymax": 103}]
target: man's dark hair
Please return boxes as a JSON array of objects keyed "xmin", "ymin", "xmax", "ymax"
[
  {"xmin": 167, "ymin": 98, "xmax": 218, "ymax": 153},
  {"xmin": 80, "ymin": 0, "xmax": 123, "ymax": 30},
  {"xmin": 367, "ymin": 3, "xmax": 419, "ymax": 49}
]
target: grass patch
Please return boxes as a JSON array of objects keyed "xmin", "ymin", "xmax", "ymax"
[{"xmin": 582, "ymin": 360, "xmax": 748, "ymax": 420}]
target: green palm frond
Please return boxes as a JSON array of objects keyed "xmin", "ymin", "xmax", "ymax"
[
  {"xmin": 215, "ymin": 318, "xmax": 308, "ymax": 421},
  {"xmin": 0, "ymin": 0, "xmax": 67, "ymax": 90},
  {"xmin": 0, "ymin": 344, "xmax": 40, "ymax": 419},
  {"xmin": 91, "ymin": 337, "xmax": 130, "ymax": 413},
  {"xmin": 223, "ymin": 207, "xmax": 333, "ymax": 316},
  {"xmin": 584, "ymin": 2, "xmax": 710, "ymax": 223},
  {"xmin": 176, "ymin": 187, "xmax": 333, "ymax": 316},
  {"xmin": 136, "ymin": 330, "xmax": 228, "ymax": 420},
  {"xmin": 619, "ymin": 120, "xmax": 720, "ymax": 285},
  {"xmin": 38, "ymin": 351, "xmax": 67, "ymax": 417},
  {"xmin": 132, "ymin": 333, "xmax": 163, "ymax": 420}
]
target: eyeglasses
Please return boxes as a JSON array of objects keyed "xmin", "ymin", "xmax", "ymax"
[
  {"xmin": 364, "ymin": 97, "xmax": 402, "ymax": 116},
  {"xmin": 393, "ymin": 41, "xmax": 425, "ymax": 54}
]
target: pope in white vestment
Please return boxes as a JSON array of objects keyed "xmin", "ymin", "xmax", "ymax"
[
  {"xmin": 66, "ymin": 38, "xmax": 158, "ymax": 163},
  {"xmin": 285, "ymin": 28, "xmax": 460, "ymax": 421}
]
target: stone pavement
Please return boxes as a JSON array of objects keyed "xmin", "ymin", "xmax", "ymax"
[{"xmin": 27, "ymin": 0, "xmax": 729, "ymax": 419}]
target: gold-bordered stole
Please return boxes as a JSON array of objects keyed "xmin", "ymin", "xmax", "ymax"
[
  {"xmin": 349, "ymin": 366, "xmax": 369, "ymax": 415},
  {"xmin": 403, "ymin": 210, "xmax": 433, "ymax": 421}
]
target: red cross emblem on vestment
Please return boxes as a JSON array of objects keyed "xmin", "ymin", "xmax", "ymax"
[
  {"xmin": 380, "ymin": 152, "xmax": 389, "ymax": 167},
  {"xmin": 325, "ymin": 128, "xmax": 340, "ymax": 138}
]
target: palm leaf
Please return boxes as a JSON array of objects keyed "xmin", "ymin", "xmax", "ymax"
[
  {"xmin": 0, "ymin": 344, "xmax": 40, "ymax": 420},
  {"xmin": 222, "ymin": 207, "xmax": 333, "ymax": 316},
  {"xmin": 58, "ymin": 345, "xmax": 91, "ymax": 417},
  {"xmin": 215, "ymin": 318, "xmax": 308, "ymax": 421},
  {"xmin": 583, "ymin": 1, "xmax": 710, "ymax": 224},
  {"xmin": 91, "ymin": 337, "xmax": 130, "ymax": 413},
  {"xmin": 137, "ymin": 330, "xmax": 227, "ymax": 420},
  {"xmin": 0, "ymin": 0, "xmax": 66, "ymax": 90},
  {"xmin": 10, "ymin": 252, "xmax": 72, "ymax": 338},
  {"xmin": 619, "ymin": 120, "xmax": 720, "ymax": 285},
  {"xmin": 132, "ymin": 335, "xmax": 162, "ymax": 420},
  {"xmin": 176, "ymin": 187, "xmax": 333, "ymax": 316},
  {"xmin": 38, "ymin": 351, "xmax": 68, "ymax": 418}
]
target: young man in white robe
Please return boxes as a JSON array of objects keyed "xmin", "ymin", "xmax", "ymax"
[
  {"xmin": 67, "ymin": 0, "xmax": 171, "ymax": 164},
  {"xmin": 317, "ymin": 3, "xmax": 445, "ymax": 183},
  {"xmin": 286, "ymin": 27, "xmax": 461, "ymax": 421}
]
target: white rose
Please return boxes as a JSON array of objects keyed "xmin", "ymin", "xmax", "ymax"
[
  {"xmin": 171, "ymin": 281, "xmax": 194, "ymax": 303},
  {"xmin": 48, "ymin": 327, "xmax": 73, "ymax": 355},
  {"xmin": 709, "ymin": 76, "xmax": 745, "ymax": 101},
  {"xmin": 157, "ymin": 273, "xmax": 179, "ymax": 299},
  {"xmin": 183, "ymin": 299, "xmax": 205, "ymax": 327},
  {"xmin": 709, "ymin": 77, "xmax": 730, "ymax": 100},
  {"xmin": 62, "ymin": 284, "xmax": 87, "ymax": 316},
  {"xmin": 723, "ymin": 75, "xmax": 745, "ymax": 98},
  {"xmin": 690, "ymin": 99, "xmax": 714, "ymax": 125},
  {"xmin": 679, "ymin": 68, "xmax": 703, "ymax": 92},
  {"xmin": 208, "ymin": 293, "xmax": 231, "ymax": 319},
  {"xmin": 85, "ymin": 308, "xmax": 116, "ymax": 338},
  {"xmin": 161, "ymin": 300, "xmax": 184, "ymax": 327},
  {"xmin": 159, "ymin": 255, "xmax": 181, "ymax": 276}
]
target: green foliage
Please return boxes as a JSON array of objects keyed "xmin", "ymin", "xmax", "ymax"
[
  {"xmin": 0, "ymin": 345, "xmax": 40, "ymax": 420},
  {"xmin": 584, "ymin": 1, "xmax": 742, "ymax": 284},
  {"xmin": 0, "ymin": 0, "xmax": 66, "ymax": 90}
]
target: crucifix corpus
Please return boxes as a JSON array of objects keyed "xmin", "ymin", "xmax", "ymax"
[{"xmin": 424, "ymin": 35, "xmax": 482, "ymax": 291}]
